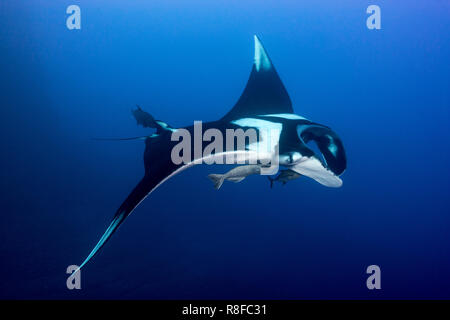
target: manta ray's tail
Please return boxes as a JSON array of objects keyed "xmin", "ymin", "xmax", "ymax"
[
  {"xmin": 77, "ymin": 176, "xmax": 153, "ymax": 271},
  {"xmin": 208, "ymin": 174, "xmax": 225, "ymax": 190}
]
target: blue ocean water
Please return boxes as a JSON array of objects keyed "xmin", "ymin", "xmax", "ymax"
[{"xmin": 1, "ymin": 0, "xmax": 449, "ymax": 299}]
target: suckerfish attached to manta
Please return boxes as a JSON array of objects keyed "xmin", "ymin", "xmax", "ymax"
[
  {"xmin": 208, "ymin": 165, "xmax": 262, "ymax": 190},
  {"xmin": 268, "ymin": 169, "xmax": 301, "ymax": 188}
]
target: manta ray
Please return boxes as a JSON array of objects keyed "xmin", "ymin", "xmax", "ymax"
[{"xmin": 78, "ymin": 36, "xmax": 347, "ymax": 270}]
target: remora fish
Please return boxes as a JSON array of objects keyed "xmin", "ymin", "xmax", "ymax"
[
  {"xmin": 208, "ymin": 165, "xmax": 262, "ymax": 190},
  {"xmin": 77, "ymin": 35, "xmax": 347, "ymax": 270},
  {"xmin": 268, "ymin": 169, "xmax": 301, "ymax": 188}
]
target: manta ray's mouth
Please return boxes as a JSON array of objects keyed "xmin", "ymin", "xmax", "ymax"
[{"xmin": 289, "ymin": 155, "xmax": 343, "ymax": 188}]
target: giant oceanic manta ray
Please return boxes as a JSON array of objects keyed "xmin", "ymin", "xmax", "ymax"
[{"xmin": 77, "ymin": 36, "xmax": 347, "ymax": 270}]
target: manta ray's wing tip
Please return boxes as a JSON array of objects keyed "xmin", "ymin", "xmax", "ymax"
[
  {"xmin": 253, "ymin": 34, "xmax": 263, "ymax": 45},
  {"xmin": 253, "ymin": 34, "xmax": 271, "ymax": 72}
]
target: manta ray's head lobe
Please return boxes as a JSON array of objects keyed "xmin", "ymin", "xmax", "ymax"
[{"xmin": 296, "ymin": 123, "xmax": 347, "ymax": 176}]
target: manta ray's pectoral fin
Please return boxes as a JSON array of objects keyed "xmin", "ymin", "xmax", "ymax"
[
  {"xmin": 132, "ymin": 105, "xmax": 156, "ymax": 128},
  {"xmin": 132, "ymin": 105, "xmax": 176, "ymax": 134},
  {"xmin": 222, "ymin": 35, "xmax": 293, "ymax": 120},
  {"xmin": 78, "ymin": 175, "xmax": 157, "ymax": 270}
]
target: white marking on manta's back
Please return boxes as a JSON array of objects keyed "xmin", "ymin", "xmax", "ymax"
[
  {"xmin": 261, "ymin": 113, "xmax": 307, "ymax": 120},
  {"xmin": 231, "ymin": 118, "xmax": 282, "ymax": 155},
  {"xmin": 155, "ymin": 120, "xmax": 177, "ymax": 132}
]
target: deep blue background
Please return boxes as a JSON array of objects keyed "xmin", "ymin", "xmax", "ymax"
[{"xmin": 1, "ymin": 0, "xmax": 449, "ymax": 299}]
